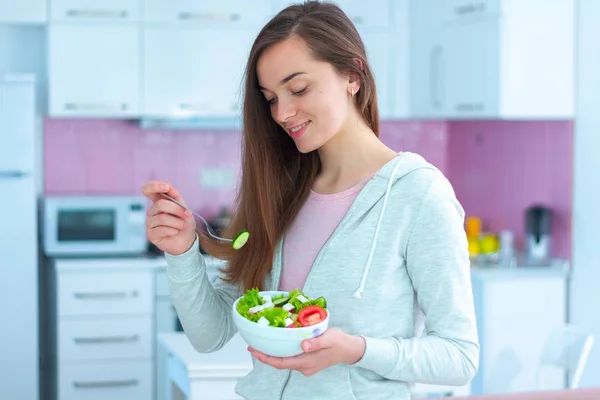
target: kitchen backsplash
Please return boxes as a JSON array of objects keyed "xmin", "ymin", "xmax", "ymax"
[
  {"xmin": 447, "ymin": 121, "xmax": 572, "ymax": 259},
  {"xmin": 44, "ymin": 119, "xmax": 572, "ymax": 258},
  {"xmin": 44, "ymin": 119, "xmax": 448, "ymax": 217}
]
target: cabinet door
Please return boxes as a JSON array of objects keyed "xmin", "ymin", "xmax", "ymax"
[
  {"xmin": 442, "ymin": 0, "xmax": 501, "ymax": 23},
  {"xmin": 143, "ymin": 28, "xmax": 254, "ymax": 118},
  {"xmin": 143, "ymin": 0, "xmax": 275, "ymax": 27},
  {"xmin": 50, "ymin": 0, "xmax": 141, "ymax": 23},
  {"xmin": 443, "ymin": 19, "xmax": 500, "ymax": 118},
  {"xmin": 59, "ymin": 361, "xmax": 153, "ymax": 400},
  {"xmin": 48, "ymin": 25, "xmax": 140, "ymax": 117},
  {"xmin": 409, "ymin": 0, "xmax": 445, "ymax": 118},
  {"xmin": 359, "ymin": 30, "xmax": 391, "ymax": 119},
  {"xmin": 333, "ymin": 0, "xmax": 390, "ymax": 29},
  {"xmin": 0, "ymin": 0, "xmax": 46, "ymax": 23}
]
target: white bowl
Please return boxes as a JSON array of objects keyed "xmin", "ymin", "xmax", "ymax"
[{"xmin": 232, "ymin": 290, "xmax": 329, "ymax": 357}]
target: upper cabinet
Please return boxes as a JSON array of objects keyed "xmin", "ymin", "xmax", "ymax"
[
  {"xmin": 47, "ymin": 0, "xmax": 142, "ymax": 117},
  {"xmin": 142, "ymin": 1, "xmax": 274, "ymax": 119},
  {"xmin": 143, "ymin": 0, "xmax": 274, "ymax": 27},
  {"xmin": 49, "ymin": 0, "xmax": 141, "ymax": 24},
  {"xmin": 0, "ymin": 0, "xmax": 47, "ymax": 24},
  {"xmin": 48, "ymin": 25, "xmax": 141, "ymax": 117},
  {"xmin": 410, "ymin": 0, "xmax": 575, "ymax": 119}
]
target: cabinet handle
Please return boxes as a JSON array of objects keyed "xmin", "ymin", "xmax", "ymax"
[
  {"xmin": 65, "ymin": 9, "xmax": 129, "ymax": 19},
  {"xmin": 178, "ymin": 12, "xmax": 240, "ymax": 22},
  {"xmin": 73, "ymin": 290, "xmax": 139, "ymax": 300},
  {"xmin": 455, "ymin": 102, "xmax": 485, "ymax": 112},
  {"xmin": 73, "ymin": 379, "xmax": 139, "ymax": 389},
  {"xmin": 64, "ymin": 103, "xmax": 129, "ymax": 112},
  {"xmin": 455, "ymin": 3, "xmax": 487, "ymax": 15},
  {"xmin": 74, "ymin": 335, "xmax": 140, "ymax": 345}
]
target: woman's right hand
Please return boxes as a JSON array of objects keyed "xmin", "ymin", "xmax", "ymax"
[{"xmin": 142, "ymin": 181, "xmax": 197, "ymax": 256}]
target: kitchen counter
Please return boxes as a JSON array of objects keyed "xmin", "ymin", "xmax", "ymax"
[
  {"xmin": 470, "ymin": 259, "xmax": 570, "ymax": 280},
  {"xmin": 452, "ymin": 388, "xmax": 600, "ymax": 399},
  {"xmin": 53, "ymin": 253, "xmax": 224, "ymax": 272},
  {"xmin": 159, "ymin": 332, "xmax": 470, "ymax": 399}
]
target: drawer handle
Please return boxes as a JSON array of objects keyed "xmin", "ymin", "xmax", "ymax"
[
  {"xmin": 74, "ymin": 335, "xmax": 140, "ymax": 345},
  {"xmin": 73, "ymin": 290, "xmax": 139, "ymax": 300},
  {"xmin": 66, "ymin": 9, "xmax": 129, "ymax": 19},
  {"xmin": 73, "ymin": 379, "xmax": 139, "ymax": 389},
  {"xmin": 178, "ymin": 12, "xmax": 240, "ymax": 22},
  {"xmin": 456, "ymin": 102, "xmax": 485, "ymax": 112},
  {"xmin": 455, "ymin": 3, "xmax": 487, "ymax": 15},
  {"xmin": 64, "ymin": 103, "xmax": 129, "ymax": 112}
]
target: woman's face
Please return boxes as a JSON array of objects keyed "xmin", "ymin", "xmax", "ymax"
[{"xmin": 256, "ymin": 37, "xmax": 356, "ymax": 153}]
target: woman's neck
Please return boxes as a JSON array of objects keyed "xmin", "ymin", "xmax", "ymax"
[{"xmin": 314, "ymin": 120, "xmax": 398, "ymax": 194}]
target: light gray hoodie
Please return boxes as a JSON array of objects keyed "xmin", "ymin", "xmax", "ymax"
[{"xmin": 165, "ymin": 152, "xmax": 479, "ymax": 400}]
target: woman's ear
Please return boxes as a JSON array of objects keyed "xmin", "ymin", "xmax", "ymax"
[{"xmin": 347, "ymin": 58, "xmax": 364, "ymax": 96}]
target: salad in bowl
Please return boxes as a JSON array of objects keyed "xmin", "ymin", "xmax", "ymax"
[{"xmin": 232, "ymin": 288, "xmax": 330, "ymax": 357}]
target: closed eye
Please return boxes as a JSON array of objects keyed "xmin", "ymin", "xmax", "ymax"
[{"xmin": 293, "ymin": 87, "xmax": 308, "ymax": 96}]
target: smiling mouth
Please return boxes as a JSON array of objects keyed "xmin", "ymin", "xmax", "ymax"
[{"xmin": 289, "ymin": 121, "xmax": 310, "ymax": 133}]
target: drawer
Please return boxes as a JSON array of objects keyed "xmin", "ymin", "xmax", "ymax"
[
  {"xmin": 50, "ymin": 0, "xmax": 141, "ymax": 23},
  {"xmin": 334, "ymin": 0, "xmax": 390, "ymax": 30},
  {"xmin": 59, "ymin": 316, "xmax": 153, "ymax": 362},
  {"xmin": 442, "ymin": 0, "xmax": 501, "ymax": 23},
  {"xmin": 143, "ymin": 0, "xmax": 274, "ymax": 26},
  {"xmin": 59, "ymin": 360, "xmax": 152, "ymax": 400},
  {"xmin": 57, "ymin": 271, "xmax": 153, "ymax": 316}
]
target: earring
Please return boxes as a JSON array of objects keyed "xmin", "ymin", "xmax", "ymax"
[{"xmin": 351, "ymin": 88, "xmax": 355, "ymax": 97}]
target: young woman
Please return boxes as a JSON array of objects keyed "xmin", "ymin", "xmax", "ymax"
[{"xmin": 142, "ymin": 2, "xmax": 479, "ymax": 399}]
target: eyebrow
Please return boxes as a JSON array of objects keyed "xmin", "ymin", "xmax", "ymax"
[{"xmin": 258, "ymin": 72, "xmax": 307, "ymax": 91}]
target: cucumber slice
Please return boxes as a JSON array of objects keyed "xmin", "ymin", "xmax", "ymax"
[
  {"xmin": 272, "ymin": 296, "xmax": 290, "ymax": 306},
  {"xmin": 232, "ymin": 230, "xmax": 250, "ymax": 250}
]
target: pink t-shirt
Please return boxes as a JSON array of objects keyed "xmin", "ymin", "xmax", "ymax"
[{"xmin": 279, "ymin": 176, "xmax": 371, "ymax": 291}]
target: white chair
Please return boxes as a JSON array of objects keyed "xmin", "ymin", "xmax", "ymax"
[{"xmin": 537, "ymin": 323, "xmax": 595, "ymax": 389}]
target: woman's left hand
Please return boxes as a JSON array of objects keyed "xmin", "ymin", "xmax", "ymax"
[{"xmin": 248, "ymin": 328, "xmax": 365, "ymax": 376}]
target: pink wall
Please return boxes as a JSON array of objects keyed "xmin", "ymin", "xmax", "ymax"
[
  {"xmin": 44, "ymin": 119, "xmax": 448, "ymax": 217},
  {"xmin": 44, "ymin": 118, "xmax": 572, "ymax": 259},
  {"xmin": 447, "ymin": 121, "xmax": 573, "ymax": 259}
]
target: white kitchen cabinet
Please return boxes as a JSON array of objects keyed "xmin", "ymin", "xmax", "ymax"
[
  {"xmin": 444, "ymin": 19, "xmax": 500, "ymax": 117},
  {"xmin": 358, "ymin": 30, "xmax": 392, "ymax": 119},
  {"xmin": 409, "ymin": 0, "xmax": 444, "ymax": 118},
  {"xmin": 50, "ymin": 259, "xmax": 165, "ymax": 400},
  {"xmin": 49, "ymin": 0, "xmax": 141, "ymax": 24},
  {"xmin": 143, "ymin": 0, "xmax": 275, "ymax": 27},
  {"xmin": 48, "ymin": 25, "xmax": 141, "ymax": 117},
  {"xmin": 470, "ymin": 265, "xmax": 569, "ymax": 395},
  {"xmin": 411, "ymin": 0, "xmax": 574, "ymax": 119},
  {"xmin": 143, "ymin": 27, "xmax": 255, "ymax": 118},
  {"xmin": 0, "ymin": 0, "xmax": 47, "ymax": 23}
]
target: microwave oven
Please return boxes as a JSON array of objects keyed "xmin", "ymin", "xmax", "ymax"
[{"xmin": 43, "ymin": 195, "xmax": 148, "ymax": 257}]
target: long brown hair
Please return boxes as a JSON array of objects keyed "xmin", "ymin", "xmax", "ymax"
[{"xmin": 200, "ymin": 1, "xmax": 380, "ymax": 290}]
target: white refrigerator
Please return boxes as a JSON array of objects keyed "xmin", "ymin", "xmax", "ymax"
[{"xmin": 0, "ymin": 74, "xmax": 39, "ymax": 400}]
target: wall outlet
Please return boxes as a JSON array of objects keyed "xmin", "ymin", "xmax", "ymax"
[{"xmin": 199, "ymin": 167, "xmax": 237, "ymax": 189}]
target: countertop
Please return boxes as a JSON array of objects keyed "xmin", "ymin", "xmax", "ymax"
[
  {"xmin": 470, "ymin": 258, "xmax": 570, "ymax": 280},
  {"xmin": 159, "ymin": 332, "xmax": 252, "ymax": 378},
  {"xmin": 452, "ymin": 388, "xmax": 600, "ymax": 399}
]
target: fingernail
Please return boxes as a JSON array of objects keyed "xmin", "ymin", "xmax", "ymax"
[
  {"xmin": 303, "ymin": 342, "xmax": 311, "ymax": 351},
  {"xmin": 161, "ymin": 184, "xmax": 168, "ymax": 191},
  {"xmin": 185, "ymin": 210, "xmax": 192, "ymax": 217}
]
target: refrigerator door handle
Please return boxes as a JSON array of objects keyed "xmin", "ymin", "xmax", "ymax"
[{"xmin": 0, "ymin": 171, "xmax": 30, "ymax": 178}]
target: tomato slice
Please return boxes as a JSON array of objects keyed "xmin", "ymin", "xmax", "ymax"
[{"xmin": 297, "ymin": 305, "xmax": 327, "ymax": 327}]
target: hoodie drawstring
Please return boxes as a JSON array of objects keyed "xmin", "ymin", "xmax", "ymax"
[{"xmin": 353, "ymin": 155, "xmax": 407, "ymax": 299}]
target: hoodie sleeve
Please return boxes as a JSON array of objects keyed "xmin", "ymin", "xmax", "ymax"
[
  {"xmin": 352, "ymin": 174, "xmax": 479, "ymax": 385},
  {"xmin": 165, "ymin": 236, "xmax": 241, "ymax": 352}
]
